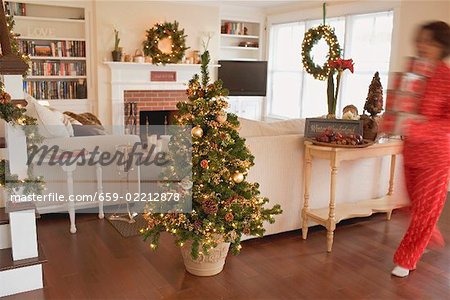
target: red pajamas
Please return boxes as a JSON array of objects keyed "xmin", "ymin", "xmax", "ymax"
[
  {"xmin": 393, "ymin": 62, "xmax": 450, "ymax": 270},
  {"xmin": 394, "ymin": 166, "xmax": 449, "ymax": 270}
]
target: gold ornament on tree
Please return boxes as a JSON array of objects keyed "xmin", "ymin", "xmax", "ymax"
[
  {"xmin": 191, "ymin": 125, "xmax": 203, "ymax": 138},
  {"xmin": 216, "ymin": 111, "xmax": 227, "ymax": 124},
  {"xmin": 232, "ymin": 172, "xmax": 244, "ymax": 184}
]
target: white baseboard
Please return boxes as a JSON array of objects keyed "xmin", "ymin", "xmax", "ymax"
[{"xmin": 0, "ymin": 264, "xmax": 43, "ymax": 297}]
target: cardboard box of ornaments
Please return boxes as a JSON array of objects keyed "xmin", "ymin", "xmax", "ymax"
[{"xmin": 382, "ymin": 57, "xmax": 436, "ymax": 135}]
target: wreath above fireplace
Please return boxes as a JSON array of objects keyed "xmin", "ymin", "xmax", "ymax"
[{"xmin": 143, "ymin": 21, "xmax": 189, "ymax": 65}]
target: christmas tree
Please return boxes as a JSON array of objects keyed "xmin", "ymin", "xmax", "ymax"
[
  {"xmin": 142, "ymin": 51, "xmax": 282, "ymax": 258},
  {"xmin": 361, "ymin": 71, "xmax": 384, "ymax": 140},
  {"xmin": 363, "ymin": 72, "xmax": 383, "ymax": 117}
]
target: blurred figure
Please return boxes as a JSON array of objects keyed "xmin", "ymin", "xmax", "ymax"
[{"xmin": 392, "ymin": 21, "xmax": 450, "ymax": 278}]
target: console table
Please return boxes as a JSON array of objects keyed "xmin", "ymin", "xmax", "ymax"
[{"xmin": 302, "ymin": 139, "xmax": 407, "ymax": 252}]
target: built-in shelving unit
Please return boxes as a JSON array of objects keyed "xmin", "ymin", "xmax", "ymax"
[
  {"xmin": 220, "ymin": 19, "xmax": 261, "ymax": 61},
  {"xmin": 5, "ymin": 1, "xmax": 91, "ymax": 111}
]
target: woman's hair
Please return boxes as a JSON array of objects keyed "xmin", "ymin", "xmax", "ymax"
[{"xmin": 420, "ymin": 21, "xmax": 450, "ymax": 58}]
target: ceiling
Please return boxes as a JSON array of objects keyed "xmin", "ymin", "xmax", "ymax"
[
  {"xmin": 166, "ymin": 0, "xmax": 302, "ymax": 9},
  {"xmin": 218, "ymin": 1, "xmax": 298, "ymax": 8}
]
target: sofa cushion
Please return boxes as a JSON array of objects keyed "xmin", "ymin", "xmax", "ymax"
[
  {"xmin": 24, "ymin": 95, "xmax": 70, "ymax": 138},
  {"xmin": 238, "ymin": 118, "xmax": 306, "ymax": 137},
  {"xmin": 64, "ymin": 112, "xmax": 102, "ymax": 126},
  {"xmin": 72, "ymin": 124, "xmax": 107, "ymax": 136}
]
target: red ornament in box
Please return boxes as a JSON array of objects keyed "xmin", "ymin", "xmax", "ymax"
[
  {"xmin": 382, "ymin": 57, "xmax": 436, "ymax": 136},
  {"xmin": 406, "ymin": 56, "xmax": 437, "ymax": 77},
  {"xmin": 392, "ymin": 92, "xmax": 421, "ymax": 114},
  {"xmin": 381, "ymin": 111, "xmax": 423, "ymax": 135},
  {"xmin": 398, "ymin": 73, "xmax": 427, "ymax": 94}
]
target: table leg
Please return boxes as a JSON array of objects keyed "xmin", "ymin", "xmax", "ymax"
[
  {"xmin": 96, "ymin": 164, "xmax": 104, "ymax": 219},
  {"xmin": 302, "ymin": 146, "xmax": 312, "ymax": 240},
  {"xmin": 387, "ymin": 154, "xmax": 397, "ymax": 220},
  {"xmin": 388, "ymin": 154, "xmax": 396, "ymax": 196},
  {"xmin": 66, "ymin": 168, "xmax": 77, "ymax": 234},
  {"xmin": 327, "ymin": 159, "xmax": 338, "ymax": 252}
]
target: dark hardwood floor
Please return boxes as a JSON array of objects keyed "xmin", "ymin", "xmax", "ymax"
[{"xmin": 5, "ymin": 195, "xmax": 450, "ymax": 300}]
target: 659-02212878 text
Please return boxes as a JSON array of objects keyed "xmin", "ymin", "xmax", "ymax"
[{"xmin": 96, "ymin": 192, "xmax": 180, "ymax": 202}]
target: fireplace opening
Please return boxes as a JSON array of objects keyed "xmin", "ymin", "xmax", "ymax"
[{"xmin": 140, "ymin": 110, "xmax": 177, "ymax": 137}]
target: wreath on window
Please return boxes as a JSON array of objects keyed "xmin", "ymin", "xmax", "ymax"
[
  {"xmin": 301, "ymin": 24, "xmax": 341, "ymax": 80},
  {"xmin": 143, "ymin": 21, "xmax": 189, "ymax": 64}
]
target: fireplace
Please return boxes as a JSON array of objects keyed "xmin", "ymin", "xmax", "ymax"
[
  {"xmin": 105, "ymin": 62, "xmax": 219, "ymax": 134},
  {"xmin": 139, "ymin": 110, "xmax": 177, "ymax": 137},
  {"xmin": 123, "ymin": 90, "xmax": 185, "ymax": 136}
]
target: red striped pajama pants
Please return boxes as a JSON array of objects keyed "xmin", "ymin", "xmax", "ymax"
[{"xmin": 393, "ymin": 165, "xmax": 449, "ymax": 270}]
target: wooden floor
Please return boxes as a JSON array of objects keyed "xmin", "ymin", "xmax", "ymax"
[{"xmin": 5, "ymin": 196, "xmax": 450, "ymax": 300}]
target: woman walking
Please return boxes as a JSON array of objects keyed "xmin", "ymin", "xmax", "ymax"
[{"xmin": 392, "ymin": 21, "xmax": 450, "ymax": 278}]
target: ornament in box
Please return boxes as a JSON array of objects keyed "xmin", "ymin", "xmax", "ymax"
[
  {"xmin": 392, "ymin": 92, "xmax": 420, "ymax": 114},
  {"xmin": 382, "ymin": 57, "xmax": 436, "ymax": 136}
]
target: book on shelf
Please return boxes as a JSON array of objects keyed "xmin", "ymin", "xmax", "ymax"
[
  {"xmin": 23, "ymin": 79, "xmax": 87, "ymax": 100},
  {"xmin": 4, "ymin": 1, "xmax": 26, "ymax": 16},
  {"xmin": 221, "ymin": 22, "xmax": 249, "ymax": 36},
  {"xmin": 30, "ymin": 61, "xmax": 86, "ymax": 76},
  {"xmin": 35, "ymin": 45, "xmax": 52, "ymax": 56},
  {"xmin": 19, "ymin": 40, "xmax": 86, "ymax": 58}
]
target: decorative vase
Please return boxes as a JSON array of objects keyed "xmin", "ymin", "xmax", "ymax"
[
  {"xmin": 111, "ymin": 50, "xmax": 122, "ymax": 62},
  {"xmin": 180, "ymin": 241, "xmax": 230, "ymax": 276},
  {"xmin": 360, "ymin": 115, "xmax": 381, "ymax": 141}
]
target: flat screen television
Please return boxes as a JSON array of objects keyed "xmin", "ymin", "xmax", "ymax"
[{"xmin": 218, "ymin": 60, "xmax": 268, "ymax": 96}]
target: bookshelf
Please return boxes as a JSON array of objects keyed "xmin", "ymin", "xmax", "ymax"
[
  {"xmin": 5, "ymin": 1, "xmax": 91, "ymax": 111},
  {"xmin": 220, "ymin": 19, "xmax": 261, "ymax": 61}
]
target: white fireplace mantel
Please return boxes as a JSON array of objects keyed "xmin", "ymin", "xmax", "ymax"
[{"xmin": 105, "ymin": 62, "xmax": 220, "ymax": 134}]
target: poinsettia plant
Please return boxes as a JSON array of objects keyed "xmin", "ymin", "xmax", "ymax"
[{"xmin": 327, "ymin": 58, "xmax": 354, "ymax": 118}]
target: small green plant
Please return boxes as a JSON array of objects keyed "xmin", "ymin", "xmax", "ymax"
[{"xmin": 113, "ymin": 29, "xmax": 120, "ymax": 51}]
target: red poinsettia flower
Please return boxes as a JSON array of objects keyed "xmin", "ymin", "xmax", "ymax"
[{"xmin": 328, "ymin": 58, "xmax": 354, "ymax": 73}]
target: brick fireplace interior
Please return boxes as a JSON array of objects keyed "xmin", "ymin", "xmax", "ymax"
[{"xmin": 124, "ymin": 90, "xmax": 186, "ymax": 137}]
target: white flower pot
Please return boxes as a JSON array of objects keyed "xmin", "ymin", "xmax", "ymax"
[{"xmin": 180, "ymin": 242, "xmax": 230, "ymax": 276}]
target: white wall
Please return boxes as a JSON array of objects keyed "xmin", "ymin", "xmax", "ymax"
[
  {"xmin": 93, "ymin": 0, "xmax": 220, "ymax": 125},
  {"xmin": 391, "ymin": 0, "xmax": 450, "ymax": 69}
]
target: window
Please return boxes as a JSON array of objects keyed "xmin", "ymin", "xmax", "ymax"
[{"xmin": 268, "ymin": 11, "xmax": 394, "ymax": 119}]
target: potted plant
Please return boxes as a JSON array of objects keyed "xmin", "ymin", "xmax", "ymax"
[
  {"xmin": 142, "ymin": 50, "xmax": 282, "ymax": 276},
  {"xmin": 111, "ymin": 29, "xmax": 122, "ymax": 62},
  {"xmin": 326, "ymin": 58, "xmax": 354, "ymax": 118}
]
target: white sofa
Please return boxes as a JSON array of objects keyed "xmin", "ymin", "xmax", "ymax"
[{"xmin": 239, "ymin": 118, "xmax": 408, "ymax": 236}]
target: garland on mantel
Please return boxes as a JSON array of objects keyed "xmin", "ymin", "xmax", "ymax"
[{"xmin": 143, "ymin": 21, "xmax": 189, "ymax": 65}]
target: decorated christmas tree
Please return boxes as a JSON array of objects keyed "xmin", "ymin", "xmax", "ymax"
[
  {"xmin": 363, "ymin": 72, "xmax": 384, "ymax": 117},
  {"xmin": 142, "ymin": 51, "xmax": 282, "ymax": 258}
]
